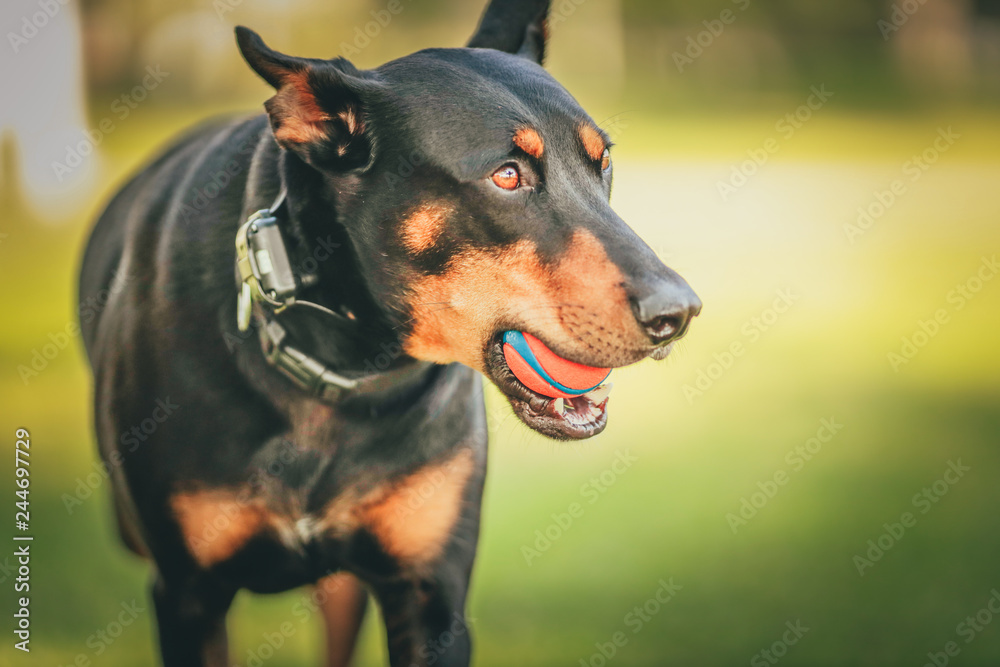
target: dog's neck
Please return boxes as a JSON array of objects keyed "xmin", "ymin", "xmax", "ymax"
[{"xmin": 235, "ymin": 131, "xmax": 436, "ymax": 412}]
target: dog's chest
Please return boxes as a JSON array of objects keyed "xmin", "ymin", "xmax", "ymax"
[{"xmin": 168, "ymin": 444, "xmax": 475, "ymax": 578}]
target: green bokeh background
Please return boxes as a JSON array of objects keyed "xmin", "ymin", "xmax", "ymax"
[{"xmin": 2, "ymin": 0, "xmax": 1000, "ymax": 665}]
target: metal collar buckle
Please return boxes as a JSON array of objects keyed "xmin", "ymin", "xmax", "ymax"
[{"xmin": 261, "ymin": 320, "xmax": 358, "ymax": 402}]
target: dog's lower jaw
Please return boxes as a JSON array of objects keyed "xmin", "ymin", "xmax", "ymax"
[
  {"xmin": 507, "ymin": 392, "xmax": 610, "ymax": 441},
  {"xmin": 484, "ymin": 336, "xmax": 610, "ymax": 440},
  {"xmin": 481, "ymin": 331, "xmax": 680, "ymax": 440}
]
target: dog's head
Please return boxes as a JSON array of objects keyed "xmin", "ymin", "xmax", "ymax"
[{"xmin": 236, "ymin": 0, "xmax": 700, "ymax": 440}]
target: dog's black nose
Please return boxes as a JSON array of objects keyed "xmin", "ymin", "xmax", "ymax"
[{"xmin": 629, "ymin": 276, "xmax": 702, "ymax": 345}]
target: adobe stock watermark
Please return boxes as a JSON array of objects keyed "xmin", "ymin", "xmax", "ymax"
[
  {"xmin": 391, "ymin": 118, "xmax": 625, "ymax": 190},
  {"xmin": 183, "ymin": 441, "xmax": 301, "ymax": 559},
  {"xmin": 878, "ymin": 0, "xmax": 929, "ymax": 40},
  {"xmin": 338, "ymin": 0, "xmax": 412, "ymax": 58},
  {"xmin": 887, "ymin": 254, "xmax": 997, "ymax": 372},
  {"xmin": 158, "ymin": 442, "xmax": 320, "ymax": 577},
  {"xmin": 844, "ymin": 127, "xmax": 960, "ymax": 244},
  {"xmin": 178, "ymin": 136, "xmax": 256, "ymax": 222},
  {"xmin": 213, "ymin": 0, "xmax": 252, "ymax": 20},
  {"xmin": 682, "ymin": 288, "xmax": 798, "ymax": 404},
  {"xmin": 716, "ymin": 85, "xmax": 834, "ymax": 201},
  {"xmin": 225, "ymin": 320, "xmax": 398, "ymax": 372},
  {"xmin": 235, "ymin": 574, "xmax": 475, "ymax": 667},
  {"xmin": 221, "ymin": 234, "xmax": 348, "ymax": 353},
  {"xmin": 409, "ymin": 612, "xmax": 471, "ymax": 667},
  {"xmin": 230, "ymin": 572, "xmax": 365, "ymax": 666},
  {"xmin": 390, "ymin": 439, "xmax": 478, "ymax": 525},
  {"xmin": 750, "ymin": 620, "xmax": 810, "ymax": 667},
  {"xmin": 238, "ymin": 620, "xmax": 297, "ymax": 667},
  {"xmin": 0, "ymin": 556, "xmax": 17, "ymax": 586},
  {"xmin": 62, "ymin": 397, "xmax": 181, "ymax": 514},
  {"xmin": 7, "ymin": 0, "xmax": 70, "ymax": 54},
  {"xmin": 521, "ymin": 449, "xmax": 638, "ymax": 566},
  {"xmin": 671, "ymin": 0, "xmax": 751, "ymax": 73},
  {"xmin": 726, "ymin": 417, "xmax": 844, "ymax": 534},
  {"xmin": 921, "ymin": 588, "xmax": 1000, "ymax": 667},
  {"xmin": 236, "ymin": 572, "xmax": 473, "ymax": 667},
  {"xmin": 18, "ymin": 270, "xmax": 132, "ymax": 385},
  {"xmin": 243, "ymin": 576, "xmax": 343, "ymax": 666},
  {"xmin": 578, "ymin": 578, "xmax": 682, "ymax": 667},
  {"xmin": 549, "ymin": 0, "xmax": 588, "ymax": 29},
  {"xmin": 853, "ymin": 459, "xmax": 970, "ymax": 576},
  {"xmin": 51, "ymin": 65, "xmax": 171, "ymax": 182},
  {"xmin": 55, "ymin": 599, "xmax": 146, "ymax": 667},
  {"xmin": 383, "ymin": 149, "xmax": 429, "ymax": 188}
]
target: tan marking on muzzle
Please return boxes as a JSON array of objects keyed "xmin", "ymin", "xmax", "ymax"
[
  {"xmin": 513, "ymin": 127, "xmax": 545, "ymax": 159},
  {"xmin": 578, "ymin": 123, "xmax": 606, "ymax": 162},
  {"xmin": 403, "ymin": 229, "xmax": 638, "ymax": 370},
  {"xmin": 400, "ymin": 202, "xmax": 454, "ymax": 254}
]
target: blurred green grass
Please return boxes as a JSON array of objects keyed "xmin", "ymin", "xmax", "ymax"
[{"xmin": 1, "ymin": 108, "xmax": 999, "ymax": 666}]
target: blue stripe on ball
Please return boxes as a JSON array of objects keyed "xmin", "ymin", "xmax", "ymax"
[{"xmin": 502, "ymin": 330, "xmax": 597, "ymax": 396}]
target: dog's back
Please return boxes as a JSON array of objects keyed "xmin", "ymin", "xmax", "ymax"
[{"xmin": 79, "ymin": 115, "xmax": 263, "ymax": 364}]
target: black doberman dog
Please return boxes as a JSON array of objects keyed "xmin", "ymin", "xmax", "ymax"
[{"xmin": 78, "ymin": 1, "xmax": 700, "ymax": 665}]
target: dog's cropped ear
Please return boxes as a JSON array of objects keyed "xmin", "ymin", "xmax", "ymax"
[
  {"xmin": 236, "ymin": 27, "xmax": 373, "ymax": 170},
  {"xmin": 466, "ymin": 0, "xmax": 550, "ymax": 65}
]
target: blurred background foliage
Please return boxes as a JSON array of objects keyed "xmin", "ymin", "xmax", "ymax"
[
  {"xmin": 1, "ymin": 0, "xmax": 999, "ymax": 665},
  {"xmin": 75, "ymin": 0, "xmax": 1000, "ymax": 107}
]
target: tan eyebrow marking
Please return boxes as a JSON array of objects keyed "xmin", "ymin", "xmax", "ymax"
[
  {"xmin": 513, "ymin": 127, "xmax": 545, "ymax": 159},
  {"xmin": 578, "ymin": 123, "xmax": 606, "ymax": 162}
]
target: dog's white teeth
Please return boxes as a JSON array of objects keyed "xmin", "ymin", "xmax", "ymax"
[
  {"xmin": 553, "ymin": 397, "xmax": 565, "ymax": 415},
  {"xmin": 583, "ymin": 383, "xmax": 613, "ymax": 405}
]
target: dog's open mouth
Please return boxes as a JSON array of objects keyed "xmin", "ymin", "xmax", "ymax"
[{"xmin": 486, "ymin": 335, "xmax": 614, "ymax": 440}]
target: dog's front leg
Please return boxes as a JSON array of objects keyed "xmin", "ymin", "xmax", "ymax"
[
  {"xmin": 151, "ymin": 573, "xmax": 236, "ymax": 667},
  {"xmin": 372, "ymin": 568, "xmax": 474, "ymax": 667}
]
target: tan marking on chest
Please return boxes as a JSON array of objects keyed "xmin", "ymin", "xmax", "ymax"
[
  {"xmin": 321, "ymin": 448, "xmax": 476, "ymax": 568},
  {"xmin": 400, "ymin": 202, "xmax": 454, "ymax": 254},
  {"xmin": 170, "ymin": 490, "xmax": 276, "ymax": 568},
  {"xmin": 362, "ymin": 448, "xmax": 475, "ymax": 564}
]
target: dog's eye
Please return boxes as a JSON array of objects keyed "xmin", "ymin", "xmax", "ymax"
[
  {"xmin": 491, "ymin": 165, "xmax": 521, "ymax": 190},
  {"xmin": 600, "ymin": 148, "xmax": 611, "ymax": 172}
]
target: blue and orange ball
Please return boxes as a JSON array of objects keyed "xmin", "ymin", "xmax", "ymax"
[{"xmin": 502, "ymin": 331, "xmax": 611, "ymax": 399}]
